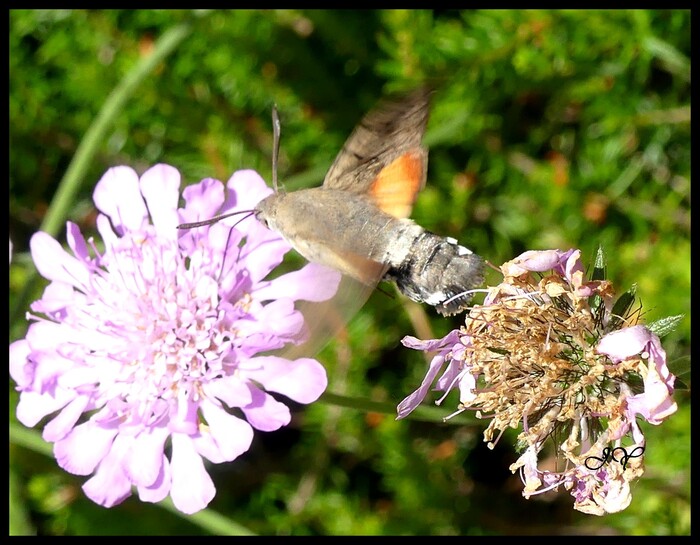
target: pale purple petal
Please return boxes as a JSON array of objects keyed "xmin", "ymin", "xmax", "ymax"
[
  {"xmin": 202, "ymin": 376, "xmax": 253, "ymax": 409},
  {"xmin": 169, "ymin": 390, "xmax": 199, "ymax": 435},
  {"xmin": 255, "ymin": 262, "xmax": 342, "ymax": 302},
  {"xmin": 597, "ymin": 325, "xmax": 653, "ymax": 363},
  {"xmin": 181, "ymin": 177, "xmax": 226, "ymax": 224},
  {"xmin": 240, "ymin": 385, "xmax": 292, "ymax": 431},
  {"xmin": 95, "ymin": 213, "xmax": 118, "ymax": 248},
  {"xmin": 200, "ymin": 399, "xmax": 255, "ymax": 460},
  {"xmin": 30, "ymin": 281, "xmax": 78, "ymax": 315},
  {"xmin": 82, "ymin": 434, "xmax": 133, "ymax": 508},
  {"xmin": 137, "ymin": 455, "xmax": 171, "ymax": 504},
  {"xmin": 237, "ymin": 298, "xmax": 306, "ymax": 344},
  {"xmin": 93, "ymin": 166, "xmax": 148, "ymax": 233},
  {"xmin": 225, "ymin": 169, "xmax": 272, "ymax": 212},
  {"xmin": 9, "ymin": 340, "xmax": 33, "ymax": 389},
  {"xmin": 16, "ymin": 390, "xmax": 73, "ymax": 427},
  {"xmin": 54, "ymin": 421, "xmax": 118, "ymax": 476},
  {"xmin": 29, "ymin": 232, "xmax": 90, "ymax": 289},
  {"xmin": 42, "ymin": 396, "xmax": 91, "ymax": 442},
  {"xmin": 243, "ymin": 356, "xmax": 328, "ymax": 404},
  {"xmin": 65, "ymin": 222, "xmax": 90, "ymax": 261},
  {"xmin": 238, "ymin": 228, "xmax": 292, "ymax": 284},
  {"xmin": 25, "ymin": 321, "xmax": 74, "ymax": 352},
  {"xmin": 192, "ymin": 429, "xmax": 227, "ymax": 465},
  {"xmin": 139, "ymin": 164, "xmax": 181, "ymax": 237},
  {"xmin": 170, "ymin": 433, "xmax": 216, "ymax": 515},
  {"xmin": 123, "ymin": 426, "xmax": 170, "ymax": 487}
]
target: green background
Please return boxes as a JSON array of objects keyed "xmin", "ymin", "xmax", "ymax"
[{"xmin": 9, "ymin": 9, "xmax": 690, "ymax": 535}]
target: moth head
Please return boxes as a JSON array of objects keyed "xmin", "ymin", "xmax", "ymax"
[{"xmin": 253, "ymin": 192, "xmax": 283, "ymax": 231}]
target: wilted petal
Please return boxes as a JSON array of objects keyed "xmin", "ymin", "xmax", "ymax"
[
  {"xmin": 597, "ymin": 325, "xmax": 652, "ymax": 363},
  {"xmin": 501, "ymin": 249, "xmax": 573, "ymax": 277},
  {"xmin": 457, "ymin": 370, "xmax": 478, "ymax": 406},
  {"xmin": 627, "ymin": 367, "xmax": 677, "ymax": 424},
  {"xmin": 401, "ymin": 329, "xmax": 460, "ymax": 353},
  {"xmin": 396, "ymin": 352, "xmax": 448, "ymax": 419}
]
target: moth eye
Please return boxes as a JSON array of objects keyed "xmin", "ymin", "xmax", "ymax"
[{"xmin": 253, "ymin": 211, "xmax": 268, "ymax": 228}]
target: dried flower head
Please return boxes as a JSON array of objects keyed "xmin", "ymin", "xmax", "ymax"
[
  {"xmin": 397, "ymin": 248, "xmax": 678, "ymax": 515},
  {"xmin": 10, "ymin": 165, "xmax": 341, "ymax": 514}
]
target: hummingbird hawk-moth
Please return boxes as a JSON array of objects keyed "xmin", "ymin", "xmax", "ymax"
[
  {"xmin": 252, "ymin": 87, "xmax": 484, "ymax": 316},
  {"xmin": 179, "ymin": 88, "xmax": 484, "ymax": 356}
]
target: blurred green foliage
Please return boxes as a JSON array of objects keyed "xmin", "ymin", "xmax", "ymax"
[{"xmin": 9, "ymin": 9, "xmax": 689, "ymax": 536}]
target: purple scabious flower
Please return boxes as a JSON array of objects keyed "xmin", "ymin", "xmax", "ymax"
[
  {"xmin": 9, "ymin": 164, "xmax": 340, "ymax": 514},
  {"xmin": 397, "ymin": 248, "xmax": 678, "ymax": 515}
]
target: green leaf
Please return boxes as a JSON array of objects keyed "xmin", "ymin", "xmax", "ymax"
[
  {"xmin": 647, "ymin": 314, "xmax": 685, "ymax": 338},
  {"xmin": 607, "ymin": 284, "xmax": 637, "ymax": 331},
  {"xmin": 591, "ymin": 244, "xmax": 607, "ymax": 281}
]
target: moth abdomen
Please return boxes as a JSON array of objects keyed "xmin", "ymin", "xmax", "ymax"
[{"xmin": 386, "ymin": 230, "xmax": 484, "ymax": 316}]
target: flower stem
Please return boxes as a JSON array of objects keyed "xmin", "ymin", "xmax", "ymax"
[{"xmin": 320, "ymin": 391, "xmax": 475, "ymax": 425}]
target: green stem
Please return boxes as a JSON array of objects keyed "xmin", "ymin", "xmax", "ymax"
[
  {"xmin": 9, "ymin": 422, "xmax": 53, "ymax": 457},
  {"xmin": 158, "ymin": 498, "xmax": 257, "ymax": 536},
  {"xmin": 10, "ymin": 22, "xmax": 193, "ymax": 325},
  {"xmin": 41, "ymin": 22, "xmax": 192, "ymax": 237},
  {"xmin": 320, "ymin": 391, "xmax": 476, "ymax": 426}
]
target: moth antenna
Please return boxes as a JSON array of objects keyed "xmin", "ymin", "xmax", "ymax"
[
  {"xmin": 177, "ymin": 209, "xmax": 255, "ymax": 230},
  {"xmin": 272, "ymin": 104, "xmax": 281, "ymax": 193}
]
